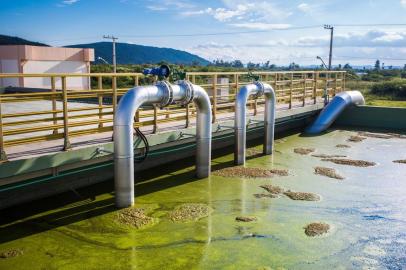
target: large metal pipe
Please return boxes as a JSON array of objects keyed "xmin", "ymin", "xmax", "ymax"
[
  {"xmin": 114, "ymin": 80, "xmax": 212, "ymax": 208},
  {"xmin": 305, "ymin": 90, "xmax": 365, "ymax": 134},
  {"xmin": 234, "ymin": 82, "xmax": 276, "ymax": 165}
]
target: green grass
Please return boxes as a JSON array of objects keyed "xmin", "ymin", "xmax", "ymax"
[
  {"xmin": 346, "ymin": 79, "xmax": 406, "ymax": 108},
  {"xmin": 365, "ymin": 99, "xmax": 406, "ymax": 108}
]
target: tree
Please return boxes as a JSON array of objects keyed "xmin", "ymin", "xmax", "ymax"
[
  {"xmin": 288, "ymin": 62, "xmax": 299, "ymax": 70},
  {"xmin": 374, "ymin": 59, "xmax": 381, "ymax": 70},
  {"xmin": 403, "ymin": 64, "xmax": 406, "ymax": 70},
  {"xmin": 343, "ymin": 63, "xmax": 352, "ymax": 70},
  {"xmin": 231, "ymin": 60, "xmax": 243, "ymax": 68}
]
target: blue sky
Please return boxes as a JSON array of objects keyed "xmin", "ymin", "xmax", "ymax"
[{"xmin": 1, "ymin": 0, "xmax": 406, "ymax": 66}]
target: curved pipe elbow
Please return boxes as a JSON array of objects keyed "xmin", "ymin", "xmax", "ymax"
[
  {"xmin": 234, "ymin": 82, "xmax": 277, "ymax": 165},
  {"xmin": 306, "ymin": 90, "xmax": 365, "ymax": 134}
]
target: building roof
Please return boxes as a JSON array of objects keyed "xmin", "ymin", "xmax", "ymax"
[{"xmin": 0, "ymin": 45, "xmax": 94, "ymax": 62}]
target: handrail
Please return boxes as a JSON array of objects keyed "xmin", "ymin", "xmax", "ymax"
[{"xmin": 0, "ymin": 70, "xmax": 346, "ymax": 161}]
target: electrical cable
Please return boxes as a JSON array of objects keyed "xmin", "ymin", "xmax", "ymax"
[{"xmin": 134, "ymin": 127, "xmax": 149, "ymax": 163}]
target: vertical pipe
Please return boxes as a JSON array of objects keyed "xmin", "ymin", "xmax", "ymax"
[
  {"xmin": 114, "ymin": 82, "xmax": 212, "ymax": 208},
  {"xmin": 234, "ymin": 82, "xmax": 276, "ymax": 165},
  {"xmin": 193, "ymin": 85, "xmax": 212, "ymax": 178},
  {"xmin": 263, "ymin": 85, "xmax": 276, "ymax": 155},
  {"xmin": 62, "ymin": 76, "xmax": 71, "ymax": 150}
]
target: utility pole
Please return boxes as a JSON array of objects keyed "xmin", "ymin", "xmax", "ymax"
[
  {"xmin": 103, "ymin": 35, "xmax": 118, "ymax": 73},
  {"xmin": 324, "ymin": 25, "xmax": 334, "ymax": 70}
]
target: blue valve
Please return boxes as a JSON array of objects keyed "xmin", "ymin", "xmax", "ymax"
[{"xmin": 142, "ymin": 65, "xmax": 171, "ymax": 78}]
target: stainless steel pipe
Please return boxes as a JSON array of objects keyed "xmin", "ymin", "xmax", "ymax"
[
  {"xmin": 306, "ymin": 90, "xmax": 365, "ymax": 134},
  {"xmin": 234, "ymin": 82, "xmax": 276, "ymax": 165},
  {"xmin": 114, "ymin": 81, "xmax": 212, "ymax": 208}
]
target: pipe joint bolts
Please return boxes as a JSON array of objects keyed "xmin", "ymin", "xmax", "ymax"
[
  {"xmin": 155, "ymin": 80, "xmax": 174, "ymax": 108},
  {"xmin": 252, "ymin": 81, "xmax": 265, "ymax": 99},
  {"xmin": 175, "ymin": 80, "xmax": 195, "ymax": 106}
]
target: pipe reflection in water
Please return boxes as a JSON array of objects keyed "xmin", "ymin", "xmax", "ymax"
[
  {"xmin": 114, "ymin": 80, "xmax": 212, "ymax": 208},
  {"xmin": 234, "ymin": 82, "xmax": 276, "ymax": 165}
]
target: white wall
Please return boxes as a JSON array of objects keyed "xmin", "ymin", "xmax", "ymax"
[
  {"xmin": 0, "ymin": 59, "xmax": 19, "ymax": 88},
  {"xmin": 23, "ymin": 60, "xmax": 90, "ymax": 90}
]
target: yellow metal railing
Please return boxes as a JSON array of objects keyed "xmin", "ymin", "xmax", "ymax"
[{"xmin": 0, "ymin": 71, "xmax": 346, "ymax": 161}]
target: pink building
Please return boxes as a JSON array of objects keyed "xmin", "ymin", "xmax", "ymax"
[{"xmin": 0, "ymin": 45, "xmax": 94, "ymax": 90}]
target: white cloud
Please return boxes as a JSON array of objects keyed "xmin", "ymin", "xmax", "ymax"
[
  {"xmin": 181, "ymin": 5, "xmax": 250, "ymax": 22},
  {"xmin": 229, "ymin": 22, "xmax": 291, "ymax": 30},
  {"xmin": 401, "ymin": 0, "xmax": 406, "ymax": 8},
  {"xmin": 297, "ymin": 3, "xmax": 311, "ymax": 13},
  {"xmin": 62, "ymin": 0, "xmax": 79, "ymax": 4},
  {"xmin": 372, "ymin": 33, "xmax": 404, "ymax": 43},
  {"xmin": 146, "ymin": 5, "xmax": 168, "ymax": 11},
  {"xmin": 181, "ymin": 1, "xmax": 292, "ymax": 23},
  {"xmin": 221, "ymin": 0, "xmax": 292, "ymax": 20},
  {"xmin": 291, "ymin": 30, "xmax": 406, "ymax": 47},
  {"xmin": 146, "ymin": 0, "xmax": 194, "ymax": 11}
]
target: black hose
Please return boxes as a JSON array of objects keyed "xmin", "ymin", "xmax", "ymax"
[{"xmin": 134, "ymin": 127, "xmax": 149, "ymax": 163}]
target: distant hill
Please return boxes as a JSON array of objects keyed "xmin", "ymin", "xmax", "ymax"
[
  {"xmin": 0, "ymin": 34, "xmax": 49, "ymax": 46},
  {"xmin": 66, "ymin": 42, "xmax": 210, "ymax": 66}
]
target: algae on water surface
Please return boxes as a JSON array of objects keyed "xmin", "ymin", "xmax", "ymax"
[{"xmin": 1, "ymin": 129, "xmax": 405, "ymax": 270}]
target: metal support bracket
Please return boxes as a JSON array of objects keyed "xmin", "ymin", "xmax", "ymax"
[
  {"xmin": 63, "ymin": 139, "xmax": 72, "ymax": 151},
  {"xmin": 0, "ymin": 150, "xmax": 7, "ymax": 162}
]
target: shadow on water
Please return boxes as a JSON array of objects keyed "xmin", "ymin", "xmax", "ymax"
[
  {"xmin": 0, "ymin": 128, "xmax": 300, "ymax": 244},
  {"xmin": 0, "ymin": 146, "xmax": 236, "ymax": 244}
]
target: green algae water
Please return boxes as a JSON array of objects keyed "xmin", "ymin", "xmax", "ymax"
[{"xmin": 1, "ymin": 129, "xmax": 405, "ymax": 269}]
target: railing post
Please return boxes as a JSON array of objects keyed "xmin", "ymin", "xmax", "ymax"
[
  {"xmin": 334, "ymin": 72, "xmax": 338, "ymax": 96},
  {"xmin": 253, "ymin": 74, "xmax": 258, "ymax": 115},
  {"xmin": 185, "ymin": 103, "xmax": 190, "ymax": 128},
  {"xmin": 112, "ymin": 75, "xmax": 117, "ymax": 114},
  {"xmin": 234, "ymin": 74, "xmax": 239, "ymax": 98},
  {"xmin": 289, "ymin": 73, "xmax": 293, "ymax": 109},
  {"xmin": 302, "ymin": 73, "xmax": 306, "ymax": 107},
  {"xmin": 62, "ymin": 76, "xmax": 71, "ymax": 150},
  {"xmin": 212, "ymin": 74, "xmax": 217, "ymax": 123},
  {"xmin": 51, "ymin": 76, "xmax": 58, "ymax": 134},
  {"xmin": 314, "ymin": 72, "xmax": 318, "ymax": 104},
  {"xmin": 343, "ymin": 72, "xmax": 346, "ymax": 92},
  {"xmin": 0, "ymin": 96, "xmax": 7, "ymax": 162},
  {"xmin": 191, "ymin": 75, "xmax": 196, "ymax": 116},
  {"xmin": 153, "ymin": 106, "xmax": 158, "ymax": 134},
  {"xmin": 134, "ymin": 75, "xmax": 139, "ymax": 87},
  {"xmin": 98, "ymin": 76, "xmax": 103, "ymax": 128}
]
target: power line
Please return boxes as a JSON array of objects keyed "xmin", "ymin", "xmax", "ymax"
[
  {"xmin": 335, "ymin": 56, "xmax": 406, "ymax": 61},
  {"xmin": 39, "ymin": 23, "xmax": 406, "ymax": 42}
]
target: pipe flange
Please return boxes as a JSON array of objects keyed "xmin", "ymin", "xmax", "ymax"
[
  {"xmin": 253, "ymin": 81, "xmax": 265, "ymax": 99},
  {"xmin": 155, "ymin": 80, "xmax": 174, "ymax": 108},
  {"xmin": 175, "ymin": 80, "xmax": 195, "ymax": 105}
]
